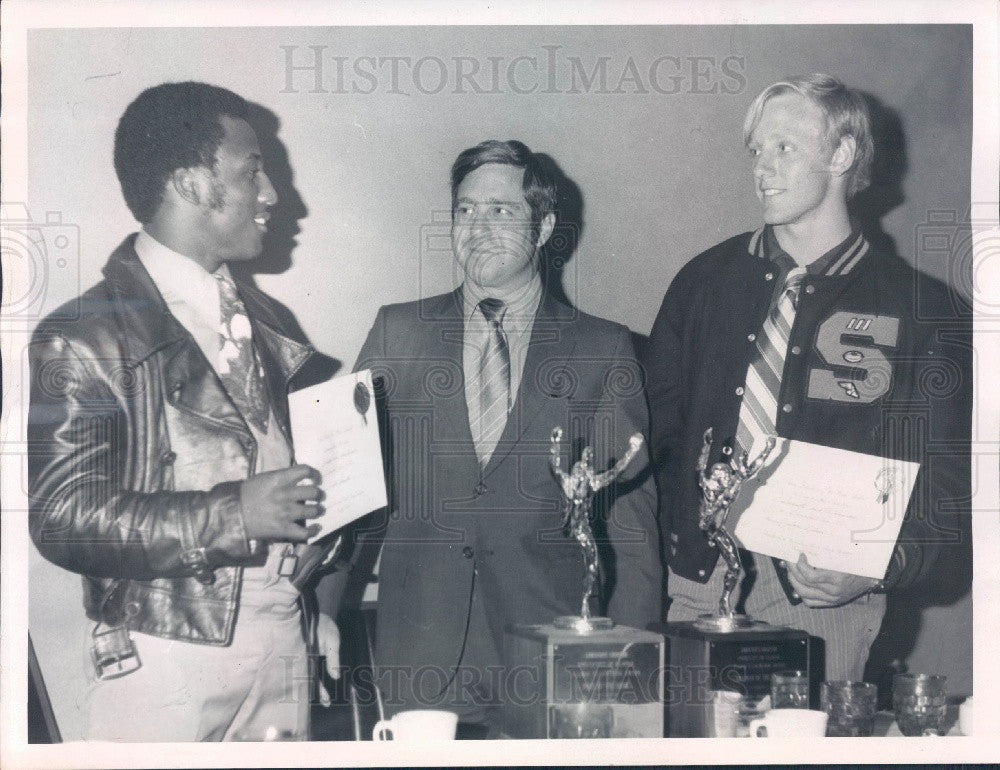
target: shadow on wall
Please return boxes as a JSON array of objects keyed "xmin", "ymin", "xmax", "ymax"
[
  {"xmin": 850, "ymin": 91, "xmax": 908, "ymax": 260},
  {"xmin": 851, "ymin": 92, "xmax": 972, "ymax": 699},
  {"xmin": 536, "ymin": 152, "xmax": 584, "ymax": 311},
  {"xmin": 229, "ymin": 100, "xmax": 341, "ymax": 389}
]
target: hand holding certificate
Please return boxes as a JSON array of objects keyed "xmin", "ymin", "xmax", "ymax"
[
  {"xmin": 733, "ymin": 440, "xmax": 920, "ymax": 580},
  {"xmin": 288, "ymin": 369, "xmax": 388, "ymax": 543}
]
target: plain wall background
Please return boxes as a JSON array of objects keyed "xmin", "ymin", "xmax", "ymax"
[{"xmin": 23, "ymin": 25, "xmax": 972, "ymax": 736}]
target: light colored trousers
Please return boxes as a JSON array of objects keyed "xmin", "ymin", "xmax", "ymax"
[{"xmin": 82, "ymin": 601, "xmax": 310, "ymax": 742}]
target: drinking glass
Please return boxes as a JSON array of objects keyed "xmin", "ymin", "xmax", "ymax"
[
  {"xmin": 771, "ymin": 670, "xmax": 809, "ymax": 709},
  {"xmin": 821, "ymin": 681, "xmax": 877, "ymax": 737},
  {"xmin": 893, "ymin": 673, "xmax": 947, "ymax": 736}
]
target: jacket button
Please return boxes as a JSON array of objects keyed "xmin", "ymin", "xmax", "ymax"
[
  {"xmin": 765, "ymin": 272, "xmax": 774, "ymax": 281},
  {"xmin": 462, "ymin": 546, "xmax": 474, "ymax": 559},
  {"xmin": 747, "ymin": 333, "xmax": 756, "ymax": 342},
  {"xmin": 782, "ymin": 403, "xmax": 793, "ymax": 413},
  {"xmin": 698, "ymin": 569, "xmax": 706, "ymax": 577},
  {"xmin": 790, "ymin": 345, "xmax": 801, "ymax": 355},
  {"xmin": 735, "ymin": 386, "xmax": 745, "ymax": 396},
  {"xmin": 160, "ymin": 451, "xmax": 177, "ymax": 464},
  {"xmin": 805, "ymin": 285, "xmax": 815, "ymax": 294}
]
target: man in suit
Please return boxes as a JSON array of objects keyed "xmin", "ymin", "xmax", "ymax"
[
  {"xmin": 348, "ymin": 140, "xmax": 661, "ymax": 734},
  {"xmin": 28, "ymin": 81, "xmax": 340, "ymax": 741},
  {"xmin": 643, "ymin": 74, "xmax": 971, "ymax": 681}
]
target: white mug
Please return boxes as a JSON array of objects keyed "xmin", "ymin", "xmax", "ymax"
[
  {"xmin": 749, "ymin": 708, "xmax": 828, "ymax": 737},
  {"xmin": 959, "ymin": 697, "xmax": 973, "ymax": 735},
  {"xmin": 372, "ymin": 709, "xmax": 459, "ymax": 741}
]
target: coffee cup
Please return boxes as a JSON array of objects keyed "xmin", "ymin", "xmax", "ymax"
[
  {"xmin": 749, "ymin": 708, "xmax": 828, "ymax": 737},
  {"xmin": 959, "ymin": 697, "xmax": 973, "ymax": 736},
  {"xmin": 372, "ymin": 709, "xmax": 459, "ymax": 741}
]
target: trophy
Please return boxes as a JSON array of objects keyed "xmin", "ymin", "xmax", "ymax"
[
  {"xmin": 548, "ymin": 426, "xmax": 643, "ymax": 632},
  {"xmin": 502, "ymin": 427, "xmax": 664, "ymax": 739},
  {"xmin": 649, "ymin": 427, "xmax": 811, "ymax": 737},
  {"xmin": 694, "ymin": 427, "xmax": 774, "ymax": 630}
]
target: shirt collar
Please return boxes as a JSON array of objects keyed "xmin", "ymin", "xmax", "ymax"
[
  {"xmin": 461, "ymin": 274, "xmax": 543, "ymax": 328},
  {"xmin": 135, "ymin": 229, "xmax": 231, "ymax": 324},
  {"xmin": 749, "ymin": 225, "xmax": 870, "ymax": 277}
]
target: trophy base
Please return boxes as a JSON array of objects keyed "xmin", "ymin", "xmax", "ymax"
[
  {"xmin": 649, "ymin": 620, "xmax": 811, "ymax": 737},
  {"xmin": 553, "ymin": 615, "xmax": 615, "ymax": 634},
  {"xmin": 693, "ymin": 613, "xmax": 763, "ymax": 633},
  {"xmin": 503, "ymin": 623, "xmax": 664, "ymax": 738}
]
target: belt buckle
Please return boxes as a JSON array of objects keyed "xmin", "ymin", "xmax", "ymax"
[{"xmin": 91, "ymin": 625, "xmax": 142, "ymax": 680}]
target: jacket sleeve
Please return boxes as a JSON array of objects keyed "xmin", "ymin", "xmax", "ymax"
[
  {"xmin": 28, "ymin": 331, "xmax": 253, "ymax": 580},
  {"xmin": 641, "ymin": 269, "xmax": 692, "ymax": 562},
  {"xmin": 603, "ymin": 327, "xmax": 664, "ymax": 628},
  {"xmin": 883, "ymin": 317, "xmax": 973, "ymax": 591}
]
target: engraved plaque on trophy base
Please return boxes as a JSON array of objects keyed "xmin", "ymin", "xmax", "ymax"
[
  {"xmin": 649, "ymin": 620, "xmax": 810, "ymax": 737},
  {"xmin": 503, "ymin": 623, "xmax": 664, "ymax": 739}
]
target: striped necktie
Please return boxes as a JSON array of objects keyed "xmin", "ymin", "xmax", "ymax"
[
  {"xmin": 473, "ymin": 297, "xmax": 511, "ymax": 468},
  {"xmin": 215, "ymin": 272, "xmax": 270, "ymax": 434},
  {"xmin": 734, "ymin": 267, "xmax": 807, "ymax": 457}
]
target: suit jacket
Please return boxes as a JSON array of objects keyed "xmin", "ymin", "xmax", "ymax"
[
  {"xmin": 353, "ymin": 288, "xmax": 662, "ymax": 712},
  {"xmin": 28, "ymin": 235, "xmax": 332, "ymax": 645}
]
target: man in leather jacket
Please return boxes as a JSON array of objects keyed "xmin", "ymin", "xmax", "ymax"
[{"xmin": 28, "ymin": 82, "xmax": 340, "ymax": 741}]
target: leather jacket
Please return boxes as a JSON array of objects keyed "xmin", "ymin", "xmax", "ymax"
[{"xmin": 28, "ymin": 235, "xmax": 321, "ymax": 645}]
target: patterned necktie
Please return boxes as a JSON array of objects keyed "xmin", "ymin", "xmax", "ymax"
[
  {"xmin": 473, "ymin": 297, "xmax": 511, "ymax": 468},
  {"xmin": 215, "ymin": 272, "xmax": 270, "ymax": 434},
  {"xmin": 734, "ymin": 267, "xmax": 807, "ymax": 458}
]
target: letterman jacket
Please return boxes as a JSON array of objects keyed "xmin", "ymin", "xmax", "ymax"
[{"xmin": 643, "ymin": 229, "xmax": 971, "ymax": 589}]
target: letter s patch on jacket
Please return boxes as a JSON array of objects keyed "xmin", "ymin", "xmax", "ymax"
[{"xmin": 807, "ymin": 311, "xmax": 900, "ymax": 403}]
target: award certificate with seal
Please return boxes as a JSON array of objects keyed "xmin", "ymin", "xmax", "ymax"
[
  {"xmin": 733, "ymin": 440, "xmax": 920, "ymax": 579},
  {"xmin": 288, "ymin": 369, "xmax": 388, "ymax": 542}
]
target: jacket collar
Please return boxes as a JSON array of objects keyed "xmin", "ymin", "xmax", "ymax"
[{"xmin": 103, "ymin": 234, "xmax": 312, "ymax": 382}]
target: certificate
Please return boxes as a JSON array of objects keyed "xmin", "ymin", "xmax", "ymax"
[
  {"xmin": 288, "ymin": 369, "xmax": 388, "ymax": 543},
  {"xmin": 733, "ymin": 440, "xmax": 920, "ymax": 579}
]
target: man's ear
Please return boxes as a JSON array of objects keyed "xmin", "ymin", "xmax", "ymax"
[
  {"xmin": 536, "ymin": 211, "xmax": 556, "ymax": 249},
  {"xmin": 829, "ymin": 135, "xmax": 857, "ymax": 179},
  {"xmin": 169, "ymin": 167, "xmax": 205, "ymax": 207}
]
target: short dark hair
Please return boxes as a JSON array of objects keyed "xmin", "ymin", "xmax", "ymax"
[
  {"xmin": 743, "ymin": 74, "xmax": 874, "ymax": 199},
  {"xmin": 450, "ymin": 140, "xmax": 557, "ymax": 233},
  {"xmin": 113, "ymin": 81, "xmax": 250, "ymax": 223}
]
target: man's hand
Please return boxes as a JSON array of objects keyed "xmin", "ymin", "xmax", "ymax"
[
  {"xmin": 316, "ymin": 612, "xmax": 341, "ymax": 707},
  {"xmin": 240, "ymin": 464, "xmax": 324, "ymax": 542},
  {"xmin": 783, "ymin": 553, "xmax": 880, "ymax": 608}
]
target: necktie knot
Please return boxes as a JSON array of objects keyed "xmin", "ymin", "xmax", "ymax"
[
  {"xmin": 782, "ymin": 268, "xmax": 808, "ymax": 309},
  {"xmin": 479, "ymin": 297, "xmax": 507, "ymax": 326}
]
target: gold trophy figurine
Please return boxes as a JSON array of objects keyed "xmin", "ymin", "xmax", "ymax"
[
  {"xmin": 695, "ymin": 427, "xmax": 775, "ymax": 632},
  {"xmin": 549, "ymin": 426, "xmax": 644, "ymax": 633}
]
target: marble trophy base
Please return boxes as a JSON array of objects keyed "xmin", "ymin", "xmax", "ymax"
[
  {"xmin": 650, "ymin": 620, "xmax": 810, "ymax": 737},
  {"xmin": 552, "ymin": 615, "xmax": 615, "ymax": 633},
  {"xmin": 503, "ymin": 623, "xmax": 664, "ymax": 738},
  {"xmin": 693, "ymin": 613, "xmax": 764, "ymax": 633}
]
